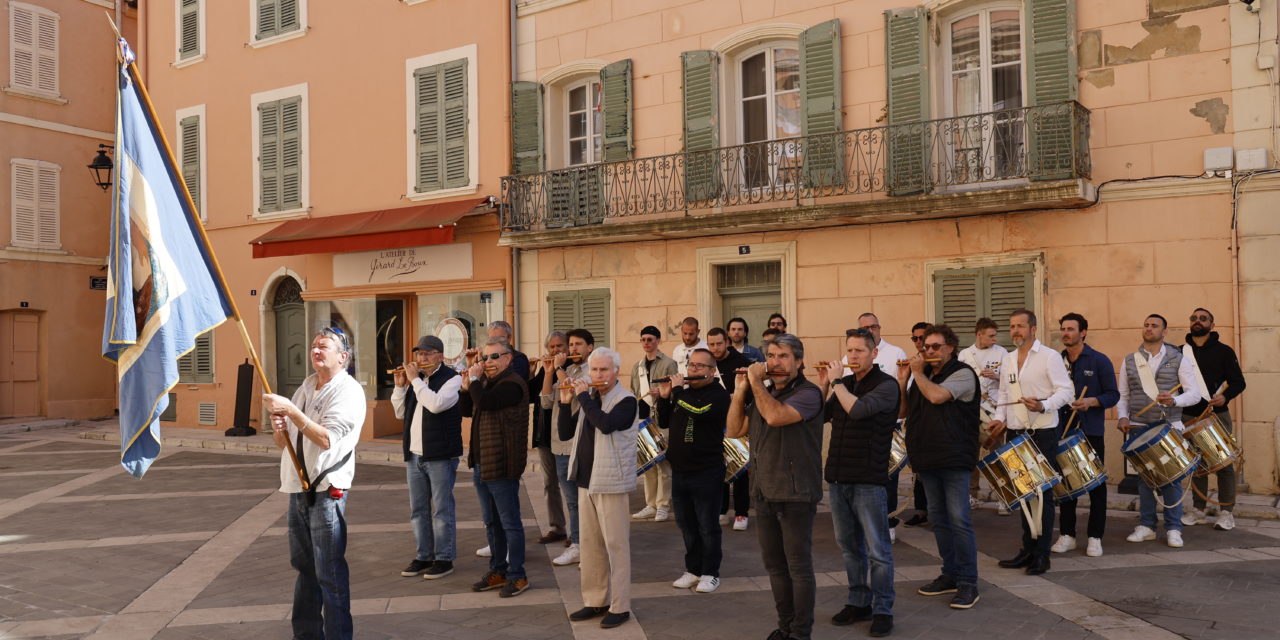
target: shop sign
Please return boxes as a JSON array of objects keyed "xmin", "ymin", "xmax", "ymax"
[{"xmin": 332, "ymin": 243, "xmax": 472, "ymax": 288}]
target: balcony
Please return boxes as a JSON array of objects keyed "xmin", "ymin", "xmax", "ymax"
[{"xmin": 499, "ymin": 101, "xmax": 1093, "ymax": 248}]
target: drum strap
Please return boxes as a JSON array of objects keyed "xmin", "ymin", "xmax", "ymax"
[
  {"xmin": 1133, "ymin": 350, "xmax": 1161, "ymax": 402},
  {"xmin": 1020, "ymin": 489, "xmax": 1045, "ymax": 539},
  {"xmin": 1005, "ymin": 364, "xmax": 1054, "ymax": 429},
  {"xmin": 1181, "ymin": 345, "xmax": 1212, "ymax": 403}
]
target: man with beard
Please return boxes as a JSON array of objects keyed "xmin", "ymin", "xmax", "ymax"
[
  {"xmin": 631, "ymin": 326, "xmax": 677, "ymax": 522},
  {"xmin": 707, "ymin": 327, "xmax": 753, "ymax": 530},
  {"xmin": 672, "ymin": 317, "xmax": 709, "ymax": 376},
  {"xmin": 727, "ymin": 317, "xmax": 764, "ymax": 363},
  {"xmin": 1181, "ymin": 308, "xmax": 1247, "ymax": 531},
  {"xmin": 987, "ymin": 310, "xmax": 1073, "ymax": 575}
]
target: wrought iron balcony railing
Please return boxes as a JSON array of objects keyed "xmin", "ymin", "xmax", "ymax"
[{"xmin": 500, "ymin": 100, "xmax": 1090, "ymax": 232}]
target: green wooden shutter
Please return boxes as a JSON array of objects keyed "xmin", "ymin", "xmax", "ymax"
[
  {"xmin": 415, "ymin": 65, "xmax": 442, "ymax": 191},
  {"xmin": 279, "ymin": 0, "xmax": 300, "ymax": 33},
  {"xmin": 441, "ymin": 59, "xmax": 469, "ymax": 188},
  {"xmin": 179, "ymin": 0, "xmax": 199, "ymax": 59},
  {"xmin": 884, "ymin": 8, "xmax": 931, "ymax": 196},
  {"xmin": 601, "ymin": 59, "xmax": 633, "ymax": 162},
  {"xmin": 580, "ymin": 289, "xmax": 611, "ymax": 349},
  {"xmin": 934, "ymin": 267, "xmax": 981, "ymax": 330},
  {"xmin": 180, "ymin": 115, "xmax": 201, "ymax": 216},
  {"xmin": 986, "ymin": 263, "xmax": 1034, "ymax": 349},
  {"xmin": 934, "ymin": 264, "xmax": 1035, "ymax": 349},
  {"xmin": 1027, "ymin": 0, "xmax": 1078, "ymax": 181},
  {"xmin": 258, "ymin": 100, "xmax": 281, "ymax": 212},
  {"xmin": 179, "ymin": 331, "xmax": 214, "ymax": 383},
  {"xmin": 682, "ymin": 50, "xmax": 720, "ymax": 202},
  {"xmin": 510, "ymin": 81, "xmax": 545, "ymax": 175},
  {"xmin": 547, "ymin": 291, "xmax": 578, "ymax": 333},
  {"xmin": 279, "ymin": 97, "xmax": 302, "ymax": 210},
  {"xmin": 255, "ymin": 0, "xmax": 278, "ymax": 40},
  {"xmin": 800, "ymin": 19, "xmax": 844, "ymax": 188}
]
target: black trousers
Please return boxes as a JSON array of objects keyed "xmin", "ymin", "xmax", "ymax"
[
  {"xmin": 1016, "ymin": 428, "xmax": 1057, "ymax": 559},
  {"xmin": 721, "ymin": 471, "xmax": 750, "ymax": 517},
  {"xmin": 673, "ymin": 467, "xmax": 724, "ymax": 577},
  {"xmin": 755, "ymin": 497, "xmax": 817, "ymax": 640},
  {"xmin": 1058, "ymin": 434, "xmax": 1107, "ymax": 539}
]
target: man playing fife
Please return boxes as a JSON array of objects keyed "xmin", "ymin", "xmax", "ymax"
[
  {"xmin": 1181, "ymin": 307, "xmax": 1246, "ymax": 531},
  {"xmin": 560, "ymin": 348, "xmax": 639, "ymax": 630},
  {"xmin": 819, "ymin": 328, "xmax": 899, "ymax": 637},
  {"xmin": 657, "ymin": 348, "xmax": 732, "ymax": 594},
  {"xmin": 1118, "ymin": 314, "xmax": 1200, "ymax": 548},
  {"xmin": 630, "ymin": 326, "xmax": 677, "ymax": 522},
  {"xmin": 263, "ymin": 328, "xmax": 365, "ymax": 640},
  {"xmin": 708, "ymin": 327, "xmax": 753, "ymax": 530},
  {"xmin": 728, "ymin": 334, "xmax": 825, "ymax": 640},
  {"xmin": 392, "ymin": 335, "xmax": 463, "ymax": 580},
  {"xmin": 988, "ymin": 310, "xmax": 1073, "ymax": 575},
  {"xmin": 529, "ymin": 330, "xmax": 569, "ymax": 548}
]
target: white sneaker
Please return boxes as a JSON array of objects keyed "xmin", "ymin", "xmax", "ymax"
[
  {"xmin": 733, "ymin": 516, "xmax": 748, "ymax": 531},
  {"xmin": 1181, "ymin": 507, "xmax": 1207, "ymax": 526},
  {"xmin": 1050, "ymin": 535, "xmax": 1077, "ymax": 553},
  {"xmin": 631, "ymin": 506, "xmax": 657, "ymax": 520},
  {"xmin": 695, "ymin": 575, "xmax": 720, "ymax": 593},
  {"xmin": 1167, "ymin": 530, "xmax": 1184, "ymax": 548},
  {"xmin": 1214, "ymin": 511, "xmax": 1236, "ymax": 531},
  {"xmin": 889, "ymin": 527, "xmax": 897, "ymax": 544},
  {"xmin": 476, "ymin": 545, "xmax": 492, "ymax": 557},
  {"xmin": 1086, "ymin": 537, "xmax": 1104, "ymax": 557},
  {"xmin": 1126, "ymin": 525, "xmax": 1157, "ymax": 542},
  {"xmin": 996, "ymin": 504, "xmax": 1011, "ymax": 516},
  {"xmin": 673, "ymin": 572, "xmax": 700, "ymax": 589},
  {"xmin": 654, "ymin": 509, "xmax": 671, "ymax": 522},
  {"xmin": 969, "ymin": 496, "xmax": 980, "ymax": 509},
  {"xmin": 719, "ymin": 513, "xmax": 732, "ymax": 526},
  {"xmin": 553, "ymin": 543, "xmax": 580, "ymax": 565}
]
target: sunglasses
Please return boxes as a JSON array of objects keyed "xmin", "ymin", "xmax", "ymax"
[
  {"xmin": 480, "ymin": 352, "xmax": 509, "ymax": 361},
  {"xmin": 922, "ymin": 342, "xmax": 945, "ymax": 352},
  {"xmin": 1190, "ymin": 315, "xmax": 1211, "ymax": 322},
  {"xmin": 319, "ymin": 326, "xmax": 350, "ymax": 352},
  {"xmin": 910, "ymin": 335, "xmax": 925, "ymax": 342}
]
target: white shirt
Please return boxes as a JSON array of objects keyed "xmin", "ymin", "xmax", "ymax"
[
  {"xmin": 672, "ymin": 339, "xmax": 709, "ymax": 376},
  {"xmin": 391, "ymin": 373, "xmax": 463, "ymax": 455},
  {"xmin": 958, "ymin": 343, "xmax": 1009, "ymax": 411},
  {"xmin": 992, "ymin": 340, "xmax": 1074, "ymax": 430},
  {"xmin": 841, "ymin": 338, "xmax": 907, "ymax": 375},
  {"xmin": 279, "ymin": 371, "xmax": 365, "ymax": 492},
  {"xmin": 1117, "ymin": 343, "xmax": 1201, "ymax": 428}
]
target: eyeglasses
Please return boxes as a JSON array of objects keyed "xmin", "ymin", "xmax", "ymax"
[
  {"xmin": 910, "ymin": 335, "xmax": 924, "ymax": 342},
  {"xmin": 1190, "ymin": 314, "xmax": 1211, "ymax": 322},
  {"xmin": 686, "ymin": 362, "xmax": 714, "ymax": 370},
  {"xmin": 922, "ymin": 342, "xmax": 946, "ymax": 352},
  {"xmin": 480, "ymin": 352, "xmax": 509, "ymax": 361}
]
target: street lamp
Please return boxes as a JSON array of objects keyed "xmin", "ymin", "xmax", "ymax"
[{"xmin": 87, "ymin": 144, "xmax": 114, "ymax": 191}]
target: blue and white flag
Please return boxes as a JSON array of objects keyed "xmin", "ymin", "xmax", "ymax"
[{"xmin": 102, "ymin": 40, "xmax": 232, "ymax": 478}]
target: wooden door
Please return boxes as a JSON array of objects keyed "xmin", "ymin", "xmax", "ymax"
[{"xmin": 0, "ymin": 312, "xmax": 40, "ymax": 418}]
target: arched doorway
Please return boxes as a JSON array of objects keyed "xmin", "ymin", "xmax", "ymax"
[{"xmin": 273, "ymin": 277, "xmax": 306, "ymax": 399}]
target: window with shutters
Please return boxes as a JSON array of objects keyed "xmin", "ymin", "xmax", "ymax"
[
  {"xmin": 251, "ymin": 84, "xmax": 308, "ymax": 218},
  {"xmin": 179, "ymin": 331, "xmax": 215, "ymax": 383},
  {"xmin": 931, "ymin": 262, "xmax": 1037, "ymax": 350},
  {"xmin": 546, "ymin": 288, "xmax": 611, "ymax": 349},
  {"xmin": 9, "ymin": 159, "xmax": 60, "ymax": 250},
  {"xmin": 733, "ymin": 43, "xmax": 800, "ymax": 190},
  {"xmin": 175, "ymin": 0, "xmax": 204, "ymax": 65},
  {"xmin": 251, "ymin": 0, "xmax": 305, "ymax": 46},
  {"xmin": 943, "ymin": 5, "xmax": 1026, "ymax": 183},
  {"xmin": 406, "ymin": 45, "xmax": 477, "ymax": 200},
  {"xmin": 176, "ymin": 105, "xmax": 206, "ymax": 220},
  {"xmin": 565, "ymin": 78, "xmax": 602, "ymax": 167},
  {"xmin": 7, "ymin": 2, "xmax": 59, "ymax": 99}
]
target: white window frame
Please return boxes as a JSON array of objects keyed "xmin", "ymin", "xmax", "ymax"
[
  {"xmin": 941, "ymin": 4, "xmax": 1026, "ymax": 119},
  {"xmin": 250, "ymin": 83, "xmax": 309, "ymax": 220},
  {"xmin": 247, "ymin": 0, "xmax": 307, "ymax": 49},
  {"xmin": 404, "ymin": 43, "xmax": 479, "ymax": 202},
  {"xmin": 6, "ymin": 1, "xmax": 61, "ymax": 102},
  {"xmin": 563, "ymin": 77, "xmax": 602, "ymax": 167},
  {"xmin": 721, "ymin": 40, "xmax": 801, "ymax": 194},
  {"xmin": 173, "ymin": 0, "xmax": 206, "ymax": 68},
  {"xmin": 9, "ymin": 158, "xmax": 61, "ymax": 251},
  {"xmin": 176, "ymin": 104, "xmax": 207, "ymax": 221}
]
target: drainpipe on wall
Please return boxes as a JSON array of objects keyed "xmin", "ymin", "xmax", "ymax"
[{"xmin": 508, "ymin": 0, "xmax": 521, "ymax": 348}]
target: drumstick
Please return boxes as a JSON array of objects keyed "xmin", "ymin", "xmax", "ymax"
[
  {"xmin": 1061, "ymin": 386, "xmax": 1088, "ymax": 434},
  {"xmin": 1193, "ymin": 381, "xmax": 1230, "ymax": 422},
  {"xmin": 1135, "ymin": 383, "xmax": 1182, "ymax": 417},
  {"xmin": 996, "ymin": 398, "xmax": 1045, "ymax": 407}
]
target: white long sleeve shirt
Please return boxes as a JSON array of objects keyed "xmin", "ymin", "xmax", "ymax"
[
  {"xmin": 1117, "ymin": 343, "xmax": 1200, "ymax": 429},
  {"xmin": 992, "ymin": 340, "xmax": 1074, "ymax": 430},
  {"xmin": 279, "ymin": 371, "xmax": 365, "ymax": 493},
  {"xmin": 390, "ymin": 375, "xmax": 462, "ymax": 455},
  {"xmin": 671, "ymin": 339, "xmax": 708, "ymax": 376},
  {"xmin": 958, "ymin": 343, "xmax": 1009, "ymax": 412}
]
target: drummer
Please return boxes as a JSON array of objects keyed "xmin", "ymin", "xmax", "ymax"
[
  {"xmin": 1117, "ymin": 314, "xmax": 1201, "ymax": 549},
  {"xmin": 987, "ymin": 309, "xmax": 1073, "ymax": 576},
  {"xmin": 1181, "ymin": 307, "xmax": 1247, "ymax": 531},
  {"xmin": 1051, "ymin": 313, "xmax": 1119, "ymax": 558},
  {"xmin": 655, "ymin": 349, "xmax": 732, "ymax": 594},
  {"xmin": 708, "ymin": 327, "xmax": 754, "ymax": 530},
  {"xmin": 630, "ymin": 326, "xmax": 677, "ymax": 523}
]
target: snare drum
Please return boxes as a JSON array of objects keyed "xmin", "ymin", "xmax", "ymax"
[
  {"xmin": 723, "ymin": 436, "xmax": 751, "ymax": 483},
  {"xmin": 978, "ymin": 433, "xmax": 1061, "ymax": 512},
  {"xmin": 1052, "ymin": 432, "xmax": 1107, "ymax": 502},
  {"xmin": 1182, "ymin": 412, "xmax": 1240, "ymax": 474},
  {"xmin": 636, "ymin": 420, "xmax": 668, "ymax": 476},
  {"xmin": 1122, "ymin": 422, "xmax": 1199, "ymax": 490},
  {"xmin": 888, "ymin": 430, "xmax": 909, "ymax": 476}
]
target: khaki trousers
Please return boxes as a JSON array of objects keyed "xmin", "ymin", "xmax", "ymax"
[
  {"xmin": 578, "ymin": 489, "xmax": 631, "ymax": 613},
  {"xmin": 642, "ymin": 460, "xmax": 672, "ymax": 510}
]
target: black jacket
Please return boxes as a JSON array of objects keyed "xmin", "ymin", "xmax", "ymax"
[
  {"xmin": 656, "ymin": 382, "xmax": 731, "ymax": 473},
  {"xmin": 904, "ymin": 357, "xmax": 980, "ymax": 472},
  {"xmin": 824, "ymin": 368, "xmax": 900, "ymax": 486},
  {"xmin": 400, "ymin": 366, "xmax": 463, "ymax": 462},
  {"xmin": 1183, "ymin": 331, "xmax": 1246, "ymax": 416},
  {"xmin": 715, "ymin": 348, "xmax": 753, "ymax": 394},
  {"xmin": 529, "ymin": 367, "xmax": 553, "ymax": 448}
]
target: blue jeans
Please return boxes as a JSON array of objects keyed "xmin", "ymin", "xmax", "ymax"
[
  {"xmin": 555, "ymin": 454, "xmax": 580, "ymax": 544},
  {"xmin": 473, "ymin": 466, "xmax": 526, "ymax": 580},
  {"xmin": 406, "ymin": 454, "xmax": 458, "ymax": 562},
  {"xmin": 672, "ymin": 466, "xmax": 724, "ymax": 577},
  {"xmin": 1139, "ymin": 479, "xmax": 1185, "ymax": 531},
  {"xmin": 918, "ymin": 468, "xmax": 978, "ymax": 586},
  {"xmin": 288, "ymin": 491, "xmax": 352, "ymax": 640},
  {"xmin": 829, "ymin": 483, "xmax": 894, "ymax": 615}
]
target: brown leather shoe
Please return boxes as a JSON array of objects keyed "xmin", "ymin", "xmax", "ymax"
[
  {"xmin": 471, "ymin": 570, "xmax": 507, "ymax": 592},
  {"xmin": 538, "ymin": 531, "xmax": 567, "ymax": 544}
]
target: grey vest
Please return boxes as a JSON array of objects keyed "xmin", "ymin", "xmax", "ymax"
[
  {"xmin": 748, "ymin": 377, "xmax": 824, "ymax": 503},
  {"xmin": 1123, "ymin": 343, "xmax": 1184, "ymax": 424}
]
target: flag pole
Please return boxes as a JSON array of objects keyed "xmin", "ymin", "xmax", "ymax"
[{"xmin": 107, "ymin": 15, "xmax": 309, "ymax": 490}]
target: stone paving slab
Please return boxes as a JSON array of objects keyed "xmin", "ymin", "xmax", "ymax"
[
  {"xmin": 1, "ymin": 493, "xmax": 268, "ymax": 543},
  {"xmin": 0, "ymin": 473, "xmax": 96, "ymax": 497},
  {"xmin": 0, "ymin": 451, "xmax": 120, "ymax": 473}
]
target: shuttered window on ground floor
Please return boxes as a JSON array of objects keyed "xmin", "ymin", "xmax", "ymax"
[{"xmin": 547, "ymin": 289, "xmax": 610, "ymax": 349}]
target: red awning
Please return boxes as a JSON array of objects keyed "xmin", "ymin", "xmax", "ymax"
[{"xmin": 249, "ymin": 196, "xmax": 491, "ymax": 258}]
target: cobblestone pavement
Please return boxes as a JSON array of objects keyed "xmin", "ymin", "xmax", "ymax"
[{"xmin": 1, "ymin": 426, "xmax": 1279, "ymax": 639}]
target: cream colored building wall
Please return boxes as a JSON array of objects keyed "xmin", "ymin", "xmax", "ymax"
[{"xmin": 0, "ymin": 0, "xmax": 136, "ymax": 419}]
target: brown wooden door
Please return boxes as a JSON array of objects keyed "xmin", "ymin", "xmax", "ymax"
[{"xmin": 0, "ymin": 312, "xmax": 40, "ymax": 418}]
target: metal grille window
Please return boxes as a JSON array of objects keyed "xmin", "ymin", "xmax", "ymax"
[{"xmin": 717, "ymin": 262, "xmax": 781, "ymax": 291}]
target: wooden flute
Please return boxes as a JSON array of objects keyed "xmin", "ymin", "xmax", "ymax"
[
  {"xmin": 897, "ymin": 358, "xmax": 941, "ymax": 365},
  {"xmin": 556, "ymin": 381, "xmax": 611, "ymax": 390},
  {"xmin": 651, "ymin": 375, "xmax": 708, "ymax": 383},
  {"xmin": 386, "ymin": 364, "xmax": 439, "ymax": 375}
]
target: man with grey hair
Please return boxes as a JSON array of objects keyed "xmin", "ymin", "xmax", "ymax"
[
  {"xmin": 727, "ymin": 334, "xmax": 825, "ymax": 640},
  {"xmin": 487, "ymin": 320, "xmax": 530, "ymax": 379},
  {"xmin": 560, "ymin": 347, "xmax": 639, "ymax": 629}
]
